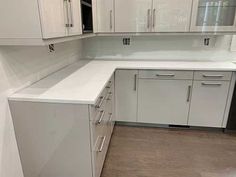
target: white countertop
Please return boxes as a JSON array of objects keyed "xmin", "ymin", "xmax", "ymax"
[{"xmin": 9, "ymin": 60, "xmax": 236, "ymax": 104}]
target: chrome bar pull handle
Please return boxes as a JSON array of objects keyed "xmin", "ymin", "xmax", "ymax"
[
  {"xmin": 64, "ymin": 0, "xmax": 70, "ymax": 27},
  {"xmin": 201, "ymin": 82, "xmax": 222, "ymax": 86},
  {"xmin": 202, "ymin": 74, "xmax": 224, "ymax": 78},
  {"xmin": 187, "ymin": 85, "xmax": 191, "ymax": 102},
  {"xmin": 98, "ymin": 136, "xmax": 106, "ymax": 152},
  {"xmin": 110, "ymin": 10, "xmax": 113, "ymax": 30},
  {"xmin": 156, "ymin": 73, "xmax": 175, "ymax": 77},
  {"xmin": 134, "ymin": 74, "xmax": 137, "ymax": 91},
  {"xmin": 147, "ymin": 9, "xmax": 151, "ymax": 28},
  {"xmin": 153, "ymin": 9, "xmax": 156, "ymax": 28},
  {"xmin": 95, "ymin": 96, "xmax": 105, "ymax": 109},
  {"xmin": 96, "ymin": 110, "xmax": 105, "ymax": 125},
  {"xmin": 68, "ymin": 0, "xmax": 74, "ymax": 27}
]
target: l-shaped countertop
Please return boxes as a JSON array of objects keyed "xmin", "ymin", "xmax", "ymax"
[{"xmin": 8, "ymin": 60, "xmax": 236, "ymax": 104}]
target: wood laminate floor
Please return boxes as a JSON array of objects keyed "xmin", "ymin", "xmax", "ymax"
[{"xmin": 101, "ymin": 125, "xmax": 236, "ymax": 177}]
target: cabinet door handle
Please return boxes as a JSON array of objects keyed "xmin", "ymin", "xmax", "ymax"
[
  {"xmin": 98, "ymin": 136, "xmax": 106, "ymax": 152},
  {"xmin": 68, "ymin": 0, "xmax": 74, "ymax": 27},
  {"xmin": 134, "ymin": 74, "xmax": 137, "ymax": 91},
  {"xmin": 64, "ymin": 0, "xmax": 70, "ymax": 27},
  {"xmin": 110, "ymin": 10, "xmax": 113, "ymax": 30},
  {"xmin": 187, "ymin": 85, "xmax": 192, "ymax": 102},
  {"xmin": 202, "ymin": 74, "xmax": 224, "ymax": 78},
  {"xmin": 96, "ymin": 110, "xmax": 105, "ymax": 125},
  {"xmin": 95, "ymin": 96, "xmax": 105, "ymax": 109},
  {"xmin": 201, "ymin": 82, "xmax": 222, "ymax": 86},
  {"xmin": 153, "ymin": 9, "xmax": 156, "ymax": 28},
  {"xmin": 147, "ymin": 9, "xmax": 151, "ymax": 29},
  {"xmin": 156, "ymin": 73, "xmax": 175, "ymax": 77}
]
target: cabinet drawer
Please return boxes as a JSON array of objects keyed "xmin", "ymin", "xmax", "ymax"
[
  {"xmin": 139, "ymin": 70, "xmax": 193, "ymax": 80},
  {"xmin": 194, "ymin": 71, "xmax": 232, "ymax": 81}
]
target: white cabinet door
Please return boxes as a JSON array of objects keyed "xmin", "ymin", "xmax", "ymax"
[
  {"xmin": 68, "ymin": 0, "xmax": 83, "ymax": 36},
  {"xmin": 38, "ymin": 0, "xmax": 67, "ymax": 39},
  {"xmin": 96, "ymin": 0, "xmax": 114, "ymax": 32},
  {"xmin": 188, "ymin": 81, "xmax": 230, "ymax": 127},
  {"xmin": 152, "ymin": 0, "xmax": 192, "ymax": 32},
  {"xmin": 115, "ymin": 70, "xmax": 138, "ymax": 122},
  {"xmin": 138, "ymin": 79, "xmax": 192, "ymax": 125},
  {"xmin": 115, "ymin": 0, "xmax": 153, "ymax": 32}
]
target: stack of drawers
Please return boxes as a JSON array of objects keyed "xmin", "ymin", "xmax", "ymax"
[{"xmin": 89, "ymin": 75, "xmax": 115, "ymax": 177}]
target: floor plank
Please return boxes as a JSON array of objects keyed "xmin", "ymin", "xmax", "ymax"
[{"xmin": 101, "ymin": 125, "xmax": 236, "ymax": 177}]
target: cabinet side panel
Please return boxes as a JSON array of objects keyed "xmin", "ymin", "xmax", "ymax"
[
  {"xmin": 0, "ymin": 0, "xmax": 42, "ymax": 38},
  {"xmin": 9, "ymin": 101, "xmax": 92, "ymax": 177}
]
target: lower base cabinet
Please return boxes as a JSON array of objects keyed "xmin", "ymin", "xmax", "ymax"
[
  {"xmin": 188, "ymin": 80, "xmax": 230, "ymax": 127},
  {"xmin": 9, "ymin": 75, "xmax": 115, "ymax": 177},
  {"xmin": 138, "ymin": 79, "xmax": 192, "ymax": 125}
]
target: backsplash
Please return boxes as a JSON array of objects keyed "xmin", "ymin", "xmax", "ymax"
[{"xmin": 82, "ymin": 35, "xmax": 236, "ymax": 61}]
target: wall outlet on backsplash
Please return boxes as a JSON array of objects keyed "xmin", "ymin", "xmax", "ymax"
[
  {"xmin": 192, "ymin": 36, "xmax": 216, "ymax": 48},
  {"xmin": 123, "ymin": 38, "xmax": 131, "ymax": 45}
]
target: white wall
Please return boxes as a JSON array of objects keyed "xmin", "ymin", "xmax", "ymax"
[
  {"xmin": 0, "ymin": 40, "xmax": 83, "ymax": 177},
  {"xmin": 82, "ymin": 35, "xmax": 236, "ymax": 61}
]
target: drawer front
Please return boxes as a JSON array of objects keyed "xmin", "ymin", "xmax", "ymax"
[
  {"xmin": 194, "ymin": 71, "xmax": 232, "ymax": 81},
  {"xmin": 90, "ymin": 110, "xmax": 107, "ymax": 146},
  {"xmin": 139, "ymin": 70, "xmax": 194, "ymax": 80},
  {"xmin": 91, "ymin": 75, "xmax": 114, "ymax": 121}
]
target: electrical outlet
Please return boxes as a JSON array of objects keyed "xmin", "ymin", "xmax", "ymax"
[
  {"xmin": 123, "ymin": 38, "xmax": 131, "ymax": 45},
  {"xmin": 48, "ymin": 44, "xmax": 55, "ymax": 52}
]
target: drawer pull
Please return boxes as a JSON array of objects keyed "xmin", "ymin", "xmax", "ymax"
[
  {"xmin": 187, "ymin": 85, "xmax": 192, "ymax": 102},
  {"xmin": 98, "ymin": 136, "xmax": 106, "ymax": 152},
  {"xmin": 95, "ymin": 96, "xmax": 105, "ymax": 109},
  {"xmin": 106, "ymin": 92, "xmax": 113, "ymax": 100},
  {"xmin": 202, "ymin": 74, "xmax": 224, "ymax": 78},
  {"xmin": 201, "ymin": 82, "xmax": 222, "ymax": 86},
  {"xmin": 106, "ymin": 81, "xmax": 112, "ymax": 89},
  {"xmin": 156, "ymin": 74, "xmax": 175, "ymax": 77},
  {"xmin": 134, "ymin": 74, "xmax": 137, "ymax": 91},
  {"xmin": 96, "ymin": 110, "xmax": 105, "ymax": 125}
]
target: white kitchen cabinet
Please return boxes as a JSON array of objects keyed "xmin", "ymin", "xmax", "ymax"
[
  {"xmin": 190, "ymin": 0, "xmax": 236, "ymax": 32},
  {"xmin": 38, "ymin": 0, "xmax": 83, "ymax": 38},
  {"xmin": 188, "ymin": 80, "xmax": 230, "ymax": 127},
  {"xmin": 152, "ymin": 0, "xmax": 192, "ymax": 32},
  {"xmin": 115, "ymin": 70, "xmax": 138, "ymax": 122},
  {"xmin": 9, "ymin": 75, "xmax": 115, "ymax": 177},
  {"xmin": 114, "ymin": 0, "xmax": 153, "ymax": 32},
  {"xmin": 0, "ymin": 0, "xmax": 83, "ymax": 45},
  {"xmin": 138, "ymin": 79, "xmax": 192, "ymax": 125},
  {"xmin": 96, "ymin": 0, "xmax": 114, "ymax": 32}
]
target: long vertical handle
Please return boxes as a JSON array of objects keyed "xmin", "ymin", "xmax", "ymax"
[
  {"xmin": 187, "ymin": 85, "xmax": 191, "ymax": 102},
  {"xmin": 68, "ymin": 0, "xmax": 74, "ymax": 27},
  {"xmin": 153, "ymin": 9, "xmax": 156, "ymax": 28},
  {"xmin": 147, "ymin": 9, "xmax": 151, "ymax": 29},
  {"xmin": 134, "ymin": 74, "xmax": 137, "ymax": 91},
  {"xmin": 98, "ymin": 136, "xmax": 106, "ymax": 152},
  {"xmin": 110, "ymin": 10, "xmax": 112, "ymax": 30},
  {"xmin": 64, "ymin": 0, "xmax": 70, "ymax": 27}
]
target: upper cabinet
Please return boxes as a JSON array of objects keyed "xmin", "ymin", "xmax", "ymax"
[
  {"xmin": 0, "ymin": 0, "xmax": 85, "ymax": 45},
  {"xmin": 114, "ymin": 0, "xmax": 153, "ymax": 32},
  {"xmin": 96, "ymin": 0, "xmax": 114, "ymax": 32},
  {"xmin": 39, "ymin": 0, "xmax": 82, "ymax": 38},
  {"xmin": 152, "ymin": 0, "xmax": 192, "ymax": 32},
  {"xmin": 190, "ymin": 0, "xmax": 236, "ymax": 32},
  {"xmin": 94, "ymin": 0, "xmax": 236, "ymax": 34}
]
